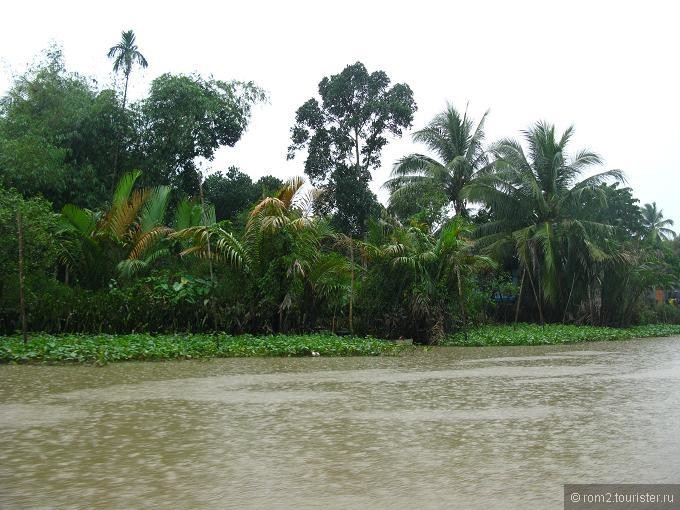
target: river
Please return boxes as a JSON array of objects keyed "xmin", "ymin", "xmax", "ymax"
[{"xmin": 1, "ymin": 337, "xmax": 679, "ymax": 509}]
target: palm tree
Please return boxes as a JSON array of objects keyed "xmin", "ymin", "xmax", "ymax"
[
  {"xmin": 385, "ymin": 104, "xmax": 489, "ymax": 219},
  {"xmin": 173, "ymin": 177, "xmax": 335, "ymax": 332},
  {"xmin": 641, "ymin": 202, "xmax": 676, "ymax": 242},
  {"xmin": 59, "ymin": 170, "xmax": 172, "ymax": 286},
  {"xmin": 107, "ymin": 30, "xmax": 148, "ymax": 111},
  {"xmin": 463, "ymin": 121, "xmax": 623, "ymax": 323},
  {"xmin": 375, "ymin": 217, "xmax": 494, "ymax": 342}
]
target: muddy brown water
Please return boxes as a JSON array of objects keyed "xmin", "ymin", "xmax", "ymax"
[{"xmin": 1, "ymin": 337, "xmax": 679, "ymax": 509}]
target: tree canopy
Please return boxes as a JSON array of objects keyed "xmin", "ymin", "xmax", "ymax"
[{"xmin": 287, "ymin": 62, "xmax": 417, "ymax": 236}]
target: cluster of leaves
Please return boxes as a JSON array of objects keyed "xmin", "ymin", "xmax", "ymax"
[
  {"xmin": 0, "ymin": 45, "xmax": 266, "ymax": 207},
  {"xmin": 1, "ymin": 166, "xmax": 494, "ymax": 343},
  {"xmin": 2, "ymin": 275, "xmax": 226, "ymax": 334},
  {"xmin": 203, "ymin": 167, "xmax": 283, "ymax": 221},
  {"xmin": 0, "ymin": 333, "xmax": 406, "ymax": 364},
  {"xmin": 445, "ymin": 323, "xmax": 680, "ymax": 346},
  {"xmin": 288, "ymin": 62, "xmax": 416, "ymax": 236},
  {"xmin": 354, "ymin": 217, "xmax": 495, "ymax": 341}
]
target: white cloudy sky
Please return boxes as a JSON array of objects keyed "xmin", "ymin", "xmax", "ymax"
[{"xmin": 2, "ymin": 0, "xmax": 679, "ymax": 223}]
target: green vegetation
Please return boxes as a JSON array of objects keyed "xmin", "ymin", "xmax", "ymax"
[
  {"xmin": 1, "ymin": 33, "xmax": 680, "ymax": 347},
  {"xmin": 4, "ymin": 324, "xmax": 679, "ymax": 364},
  {"xmin": 445, "ymin": 323, "xmax": 680, "ymax": 346},
  {"xmin": 0, "ymin": 333, "xmax": 405, "ymax": 364},
  {"xmin": 386, "ymin": 104, "xmax": 489, "ymax": 222},
  {"xmin": 288, "ymin": 62, "xmax": 417, "ymax": 236}
]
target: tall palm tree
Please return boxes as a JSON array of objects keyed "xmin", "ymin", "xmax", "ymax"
[
  {"xmin": 107, "ymin": 30, "xmax": 148, "ymax": 111},
  {"xmin": 386, "ymin": 104, "xmax": 490, "ymax": 219},
  {"xmin": 463, "ymin": 121, "xmax": 623, "ymax": 322},
  {"xmin": 640, "ymin": 202, "xmax": 676, "ymax": 242}
]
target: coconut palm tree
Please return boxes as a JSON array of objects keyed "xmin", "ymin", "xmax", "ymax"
[
  {"xmin": 107, "ymin": 30, "xmax": 148, "ymax": 111},
  {"xmin": 386, "ymin": 104, "xmax": 490, "ymax": 220},
  {"xmin": 463, "ymin": 121, "xmax": 623, "ymax": 322},
  {"xmin": 641, "ymin": 202, "xmax": 676, "ymax": 242}
]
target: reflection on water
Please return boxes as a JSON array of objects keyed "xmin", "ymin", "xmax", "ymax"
[{"xmin": 1, "ymin": 338, "xmax": 679, "ymax": 509}]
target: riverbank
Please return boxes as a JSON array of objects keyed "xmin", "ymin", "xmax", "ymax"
[
  {"xmin": 3, "ymin": 324, "xmax": 680, "ymax": 363},
  {"xmin": 0, "ymin": 333, "xmax": 406, "ymax": 364},
  {"xmin": 445, "ymin": 323, "xmax": 680, "ymax": 346}
]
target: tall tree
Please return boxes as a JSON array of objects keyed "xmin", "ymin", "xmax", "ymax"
[
  {"xmin": 139, "ymin": 74, "xmax": 266, "ymax": 195},
  {"xmin": 107, "ymin": 30, "xmax": 148, "ymax": 188},
  {"xmin": 463, "ymin": 122, "xmax": 623, "ymax": 322},
  {"xmin": 0, "ymin": 47, "xmax": 125, "ymax": 207},
  {"xmin": 387, "ymin": 104, "xmax": 489, "ymax": 220},
  {"xmin": 107, "ymin": 30, "xmax": 148, "ymax": 111},
  {"xmin": 641, "ymin": 202, "xmax": 676, "ymax": 242},
  {"xmin": 287, "ymin": 62, "xmax": 417, "ymax": 236}
]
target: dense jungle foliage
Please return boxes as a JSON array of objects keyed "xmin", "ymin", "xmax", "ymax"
[{"xmin": 2, "ymin": 34, "xmax": 679, "ymax": 343}]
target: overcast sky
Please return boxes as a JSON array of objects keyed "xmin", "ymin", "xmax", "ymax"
[{"xmin": 2, "ymin": 0, "xmax": 679, "ymax": 224}]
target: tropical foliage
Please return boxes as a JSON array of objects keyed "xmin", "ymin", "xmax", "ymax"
[
  {"xmin": 463, "ymin": 122, "xmax": 628, "ymax": 323},
  {"xmin": 386, "ymin": 105, "xmax": 489, "ymax": 222},
  {"xmin": 1, "ymin": 42, "xmax": 678, "ymax": 343},
  {"xmin": 107, "ymin": 29, "xmax": 148, "ymax": 110},
  {"xmin": 641, "ymin": 202, "xmax": 676, "ymax": 242},
  {"xmin": 58, "ymin": 170, "xmax": 172, "ymax": 287}
]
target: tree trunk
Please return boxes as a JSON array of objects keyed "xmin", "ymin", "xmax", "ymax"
[
  {"xmin": 17, "ymin": 210, "xmax": 28, "ymax": 344},
  {"xmin": 111, "ymin": 71, "xmax": 131, "ymax": 192},
  {"xmin": 514, "ymin": 268, "xmax": 526, "ymax": 324},
  {"xmin": 354, "ymin": 128, "xmax": 360, "ymax": 170},
  {"xmin": 122, "ymin": 71, "xmax": 130, "ymax": 111},
  {"xmin": 526, "ymin": 265, "xmax": 544, "ymax": 325},
  {"xmin": 562, "ymin": 273, "xmax": 577, "ymax": 323},
  {"xmin": 454, "ymin": 199, "xmax": 469, "ymax": 218},
  {"xmin": 456, "ymin": 266, "xmax": 467, "ymax": 339}
]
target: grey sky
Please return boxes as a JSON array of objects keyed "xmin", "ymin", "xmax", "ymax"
[{"xmin": 2, "ymin": 0, "xmax": 679, "ymax": 224}]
